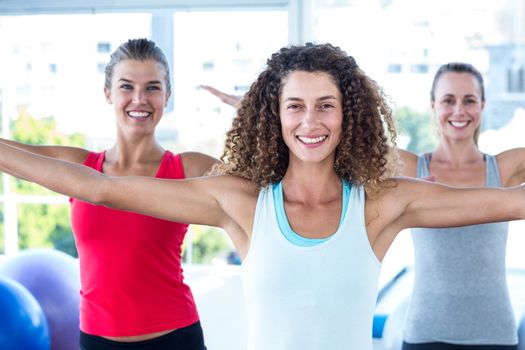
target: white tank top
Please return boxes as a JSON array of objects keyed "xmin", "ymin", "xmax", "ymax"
[{"xmin": 242, "ymin": 182, "xmax": 381, "ymax": 350}]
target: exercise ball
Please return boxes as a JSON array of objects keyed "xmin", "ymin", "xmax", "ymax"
[
  {"xmin": 0, "ymin": 276, "xmax": 50, "ymax": 350},
  {"xmin": 382, "ymin": 296, "xmax": 411, "ymax": 350},
  {"xmin": 0, "ymin": 249, "xmax": 80, "ymax": 350},
  {"xmin": 518, "ymin": 313, "xmax": 525, "ymax": 350}
]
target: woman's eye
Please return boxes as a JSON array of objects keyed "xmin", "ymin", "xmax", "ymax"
[{"xmin": 320, "ymin": 103, "xmax": 334, "ymax": 110}]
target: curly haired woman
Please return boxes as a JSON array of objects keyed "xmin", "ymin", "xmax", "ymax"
[
  {"xmin": 1, "ymin": 43, "xmax": 525, "ymax": 350},
  {"xmin": 203, "ymin": 62, "xmax": 525, "ymax": 350}
]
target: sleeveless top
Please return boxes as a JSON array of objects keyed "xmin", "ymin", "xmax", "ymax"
[
  {"xmin": 70, "ymin": 151, "xmax": 199, "ymax": 336},
  {"xmin": 242, "ymin": 181, "xmax": 380, "ymax": 350},
  {"xmin": 404, "ymin": 153, "xmax": 517, "ymax": 345}
]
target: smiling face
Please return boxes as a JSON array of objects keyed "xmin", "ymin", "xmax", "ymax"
[
  {"xmin": 432, "ymin": 72, "xmax": 484, "ymax": 143},
  {"xmin": 104, "ymin": 59, "xmax": 170, "ymax": 138},
  {"xmin": 279, "ymin": 70, "xmax": 343, "ymax": 166}
]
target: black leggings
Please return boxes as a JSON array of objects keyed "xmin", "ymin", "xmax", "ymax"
[
  {"xmin": 402, "ymin": 341, "xmax": 518, "ymax": 350},
  {"xmin": 80, "ymin": 321, "xmax": 206, "ymax": 350}
]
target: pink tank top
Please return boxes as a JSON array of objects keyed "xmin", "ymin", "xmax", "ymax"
[{"xmin": 70, "ymin": 151, "xmax": 199, "ymax": 336}]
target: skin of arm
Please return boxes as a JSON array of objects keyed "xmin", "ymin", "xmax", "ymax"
[
  {"xmin": 366, "ymin": 177, "xmax": 525, "ymax": 261},
  {"xmin": 497, "ymin": 147, "xmax": 525, "ymax": 187},
  {"xmin": 0, "ymin": 142, "xmax": 256, "ymax": 257},
  {"xmin": 397, "ymin": 149, "xmax": 418, "ymax": 178},
  {"xmin": 200, "ymin": 85, "xmax": 242, "ymax": 108},
  {"xmin": 2, "ymin": 142, "xmax": 523, "ymax": 262},
  {"xmin": 0, "ymin": 138, "xmax": 220, "ymax": 179},
  {"xmin": 0, "ymin": 138, "xmax": 89, "ymax": 181},
  {"xmin": 180, "ymin": 151, "xmax": 220, "ymax": 178},
  {"xmin": 0, "ymin": 138, "xmax": 89, "ymax": 163}
]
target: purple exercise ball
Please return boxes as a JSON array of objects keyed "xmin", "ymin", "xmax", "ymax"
[{"xmin": 0, "ymin": 249, "xmax": 80, "ymax": 350}]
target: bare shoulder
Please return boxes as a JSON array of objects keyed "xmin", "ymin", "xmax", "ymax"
[
  {"xmin": 496, "ymin": 147, "xmax": 525, "ymax": 164},
  {"xmin": 200, "ymin": 174, "xmax": 259, "ymax": 206},
  {"xmin": 364, "ymin": 177, "xmax": 408, "ymax": 260},
  {"xmin": 179, "ymin": 151, "xmax": 220, "ymax": 178},
  {"xmin": 397, "ymin": 149, "xmax": 418, "ymax": 177},
  {"xmin": 496, "ymin": 148, "xmax": 525, "ymax": 186},
  {"xmin": 179, "ymin": 174, "xmax": 258, "ymax": 229},
  {"xmin": 207, "ymin": 175, "xmax": 259, "ymax": 257},
  {"xmin": 364, "ymin": 177, "xmax": 438, "ymax": 260},
  {"xmin": 365, "ymin": 177, "xmax": 434, "ymax": 226},
  {"xmin": 365, "ymin": 178, "xmax": 403, "ymax": 224},
  {"xmin": 213, "ymin": 175, "xmax": 259, "ymax": 203}
]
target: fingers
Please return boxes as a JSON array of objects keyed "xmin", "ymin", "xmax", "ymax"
[
  {"xmin": 421, "ymin": 175, "xmax": 437, "ymax": 182},
  {"xmin": 200, "ymin": 85, "xmax": 242, "ymax": 108}
]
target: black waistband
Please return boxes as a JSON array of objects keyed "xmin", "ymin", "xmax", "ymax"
[{"xmin": 79, "ymin": 321, "xmax": 206, "ymax": 350}]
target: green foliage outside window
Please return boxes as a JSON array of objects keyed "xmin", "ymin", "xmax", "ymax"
[
  {"xmin": 394, "ymin": 106, "xmax": 438, "ymax": 154},
  {"xmin": 183, "ymin": 225, "xmax": 233, "ymax": 264},
  {"xmin": 12, "ymin": 114, "xmax": 86, "ymax": 196},
  {"xmin": 9, "ymin": 114, "xmax": 86, "ymax": 257}
]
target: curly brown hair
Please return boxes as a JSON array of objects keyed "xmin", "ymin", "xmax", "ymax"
[{"xmin": 214, "ymin": 43, "xmax": 398, "ymax": 190}]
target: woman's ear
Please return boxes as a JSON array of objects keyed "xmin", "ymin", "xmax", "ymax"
[
  {"xmin": 104, "ymin": 86, "xmax": 112, "ymax": 104},
  {"xmin": 165, "ymin": 91, "xmax": 171, "ymax": 107}
]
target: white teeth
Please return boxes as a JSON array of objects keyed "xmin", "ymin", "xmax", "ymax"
[
  {"xmin": 128, "ymin": 111, "xmax": 150, "ymax": 118},
  {"xmin": 297, "ymin": 135, "xmax": 327, "ymax": 144},
  {"xmin": 450, "ymin": 121, "xmax": 468, "ymax": 128}
]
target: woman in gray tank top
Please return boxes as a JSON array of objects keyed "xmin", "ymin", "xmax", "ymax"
[{"xmin": 399, "ymin": 63, "xmax": 525, "ymax": 349}]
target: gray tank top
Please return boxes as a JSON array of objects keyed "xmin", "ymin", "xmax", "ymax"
[{"xmin": 403, "ymin": 153, "xmax": 517, "ymax": 345}]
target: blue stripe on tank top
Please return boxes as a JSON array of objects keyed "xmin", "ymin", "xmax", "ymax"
[{"xmin": 272, "ymin": 180, "xmax": 351, "ymax": 247}]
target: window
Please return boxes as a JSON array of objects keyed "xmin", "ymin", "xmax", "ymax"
[
  {"xmin": 387, "ymin": 64, "xmax": 402, "ymax": 73},
  {"xmin": 202, "ymin": 61, "xmax": 215, "ymax": 71},
  {"xmin": 97, "ymin": 42, "xmax": 111, "ymax": 53},
  {"xmin": 410, "ymin": 63, "xmax": 429, "ymax": 73},
  {"xmin": 508, "ymin": 66, "xmax": 525, "ymax": 93},
  {"xmin": 171, "ymin": 10, "xmax": 287, "ymax": 159},
  {"xmin": 0, "ymin": 13, "xmax": 151, "ymax": 255},
  {"xmin": 0, "ymin": 9, "xmax": 288, "ymax": 264}
]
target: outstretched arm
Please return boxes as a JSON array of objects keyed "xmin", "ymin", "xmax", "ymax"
[
  {"xmin": 0, "ymin": 142, "xmax": 236, "ymax": 228},
  {"xmin": 367, "ymin": 177, "xmax": 525, "ymax": 260},
  {"xmin": 0, "ymin": 138, "xmax": 89, "ymax": 163},
  {"xmin": 200, "ymin": 85, "xmax": 243, "ymax": 108},
  {"xmin": 371, "ymin": 178, "xmax": 525, "ymax": 234},
  {"xmin": 0, "ymin": 138, "xmax": 89, "ymax": 182},
  {"xmin": 395, "ymin": 178, "xmax": 525, "ymax": 229}
]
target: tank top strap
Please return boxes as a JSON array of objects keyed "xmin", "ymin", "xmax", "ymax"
[
  {"xmin": 483, "ymin": 153, "xmax": 501, "ymax": 188},
  {"xmin": 157, "ymin": 151, "xmax": 185, "ymax": 180},
  {"xmin": 416, "ymin": 153, "xmax": 431, "ymax": 178},
  {"xmin": 83, "ymin": 151, "xmax": 105, "ymax": 171}
]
